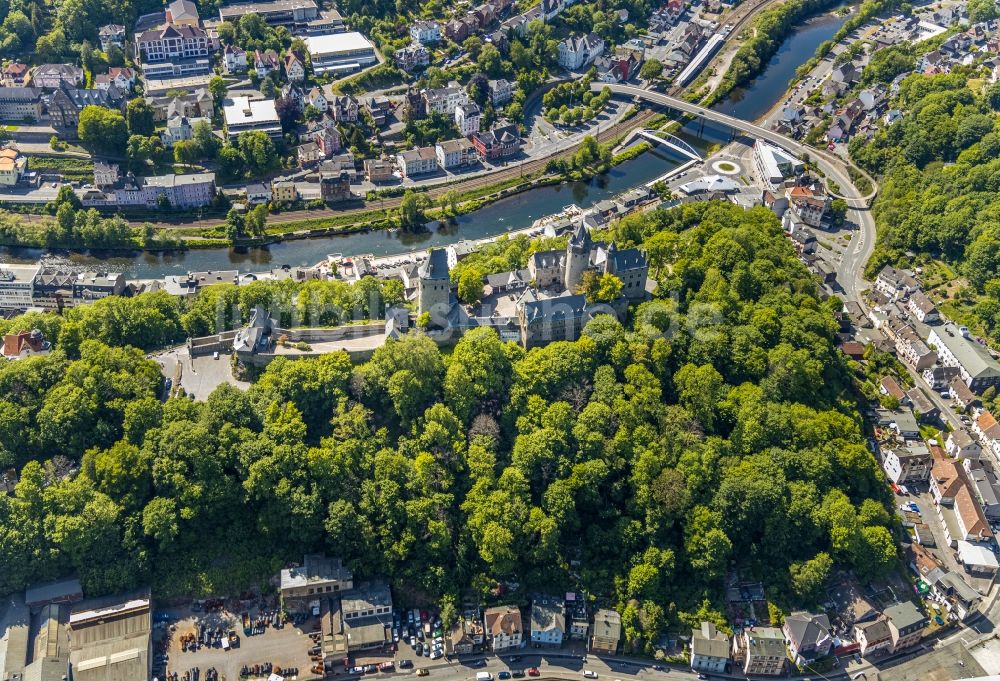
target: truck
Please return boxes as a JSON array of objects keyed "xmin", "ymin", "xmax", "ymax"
[{"xmin": 477, "ymin": 673, "xmax": 494, "ymax": 681}]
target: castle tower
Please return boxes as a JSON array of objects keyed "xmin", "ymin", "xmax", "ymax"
[
  {"xmin": 417, "ymin": 248, "xmax": 451, "ymax": 317},
  {"xmin": 564, "ymin": 222, "xmax": 592, "ymax": 292}
]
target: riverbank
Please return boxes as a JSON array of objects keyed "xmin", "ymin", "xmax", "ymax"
[{"xmin": 700, "ymin": 0, "xmax": 852, "ymax": 108}]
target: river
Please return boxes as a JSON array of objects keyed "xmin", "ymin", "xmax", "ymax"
[
  {"xmin": 712, "ymin": 5, "xmax": 851, "ymax": 122},
  {"xmin": 0, "ymin": 145, "xmax": 694, "ymax": 279},
  {"xmin": 1, "ymin": 10, "xmax": 850, "ymax": 278}
]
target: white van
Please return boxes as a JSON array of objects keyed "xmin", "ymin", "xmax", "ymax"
[{"xmin": 477, "ymin": 673, "xmax": 494, "ymax": 681}]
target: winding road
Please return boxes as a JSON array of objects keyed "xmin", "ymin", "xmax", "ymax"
[{"xmin": 594, "ymin": 83, "xmax": 878, "ymax": 303}]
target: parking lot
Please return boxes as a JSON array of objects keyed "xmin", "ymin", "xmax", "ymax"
[
  {"xmin": 155, "ymin": 348, "xmax": 249, "ymax": 401},
  {"xmin": 161, "ymin": 602, "xmax": 320, "ymax": 681}
]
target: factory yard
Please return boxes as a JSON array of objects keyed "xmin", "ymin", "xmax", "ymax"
[{"xmin": 162, "ymin": 602, "xmax": 321, "ymax": 681}]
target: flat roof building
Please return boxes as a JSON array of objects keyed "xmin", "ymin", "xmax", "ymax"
[
  {"xmin": 305, "ymin": 32, "xmax": 377, "ymax": 75},
  {"xmin": 0, "ymin": 263, "xmax": 39, "ymax": 311},
  {"xmin": 281, "ymin": 555, "xmax": 354, "ymax": 604},
  {"xmin": 223, "ymin": 96, "xmax": 282, "ymax": 139},
  {"xmin": 219, "ymin": 0, "xmax": 319, "ymax": 26},
  {"xmin": 341, "ymin": 580, "xmax": 392, "ymax": 622}
]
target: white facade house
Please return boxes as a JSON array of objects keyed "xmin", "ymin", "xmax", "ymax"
[
  {"xmin": 928, "ymin": 324, "xmax": 1000, "ymax": 392},
  {"xmin": 223, "ymin": 45, "xmax": 247, "ymax": 73},
  {"xmin": 161, "ymin": 114, "xmax": 209, "ymax": 146},
  {"xmin": 455, "ymin": 102, "xmax": 481, "ymax": 136},
  {"xmin": 410, "ymin": 21, "xmax": 441, "ymax": 44},
  {"xmin": 557, "ymin": 33, "xmax": 605, "ymax": 70},
  {"xmin": 690, "ymin": 622, "xmax": 729, "ymax": 674}
]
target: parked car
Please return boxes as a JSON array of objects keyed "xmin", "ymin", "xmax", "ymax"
[
  {"xmin": 415, "ymin": 643, "xmax": 424, "ymax": 656},
  {"xmin": 511, "ymin": 671, "xmax": 524, "ymax": 678},
  {"xmin": 528, "ymin": 669, "xmax": 540, "ymax": 677},
  {"xmin": 416, "ymin": 670, "xmax": 429, "ymax": 677},
  {"xmin": 399, "ymin": 661, "xmax": 413, "ymax": 669},
  {"xmin": 430, "ymin": 651, "xmax": 443, "ymax": 660},
  {"xmin": 498, "ymin": 673, "xmax": 510, "ymax": 679},
  {"xmin": 583, "ymin": 672, "xmax": 598, "ymax": 679},
  {"xmin": 350, "ymin": 667, "xmax": 365, "ymax": 674}
]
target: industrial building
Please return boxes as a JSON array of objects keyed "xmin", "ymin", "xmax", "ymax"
[{"xmin": 305, "ymin": 32, "xmax": 377, "ymax": 75}]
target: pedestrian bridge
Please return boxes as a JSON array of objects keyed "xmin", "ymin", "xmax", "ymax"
[{"xmin": 632, "ymin": 129, "xmax": 703, "ymax": 162}]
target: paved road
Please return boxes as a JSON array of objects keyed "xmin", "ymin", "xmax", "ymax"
[{"xmin": 596, "ymin": 84, "xmax": 878, "ymax": 304}]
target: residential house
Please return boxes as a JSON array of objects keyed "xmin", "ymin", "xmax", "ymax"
[
  {"xmin": 558, "ymin": 33, "xmax": 605, "ymax": 70},
  {"xmin": 690, "ymin": 622, "xmax": 729, "ymax": 674},
  {"xmin": 423, "ymin": 85, "xmax": 469, "ymax": 116},
  {"xmin": 923, "ymin": 365, "xmax": 960, "ymax": 391},
  {"xmin": 880, "ymin": 376, "xmax": 906, "ymax": 403},
  {"xmin": 908, "ymin": 291, "xmax": 939, "ymax": 323},
  {"xmin": 1, "ymin": 61, "xmax": 29, "ymax": 86},
  {"xmin": 95, "ymin": 67, "xmax": 136, "ymax": 93},
  {"xmin": 484, "ymin": 606, "xmax": 522, "ymax": 652},
  {"xmin": 320, "ymin": 170, "xmax": 352, "ymax": 203},
  {"xmin": 471, "ymin": 124, "xmax": 520, "ymax": 161},
  {"xmin": 885, "ymin": 603, "xmax": 927, "ymax": 652},
  {"xmin": 253, "ymin": 49, "xmax": 281, "ymax": 77},
  {"xmin": 732, "ymin": 627, "xmax": 785, "ymax": 676},
  {"xmin": 831, "ymin": 62, "xmax": 860, "ymax": 85},
  {"xmin": 161, "ymin": 114, "xmax": 209, "ymax": 146},
  {"xmin": 290, "ymin": 138, "xmax": 321, "ymax": 164},
  {"xmin": 927, "ymin": 324, "xmax": 1000, "ymax": 392},
  {"xmin": 147, "ymin": 89, "xmax": 213, "ymax": 121},
  {"xmin": 882, "ymin": 443, "xmax": 932, "ymax": 484},
  {"xmin": 947, "ymin": 428, "xmax": 982, "ymax": 460},
  {"xmin": 973, "ymin": 411, "xmax": 1000, "ymax": 458},
  {"xmin": 565, "ymin": 593, "xmax": 588, "ymax": 641},
  {"xmin": 366, "ymin": 97, "xmax": 393, "ymax": 127},
  {"xmin": 436, "ymin": 138, "xmax": 477, "ymax": 169},
  {"xmin": 397, "ymin": 147, "xmax": 438, "ymax": 178},
  {"xmin": 589, "ymin": 609, "xmax": 620, "ymax": 655},
  {"xmin": 2, "ymin": 329, "xmax": 51, "ymax": 360},
  {"xmin": 855, "ymin": 618, "xmax": 892, "ymax": 658},
  {"xmin": 783, "ymin": 612, "xmax": 832, "ymax": 666},
  {"xmin": 926, "ymin": 567, "xmax": 981, "ymax": 621},
  {"xmin": 271, "ymin": 180, "xmax": 298, "ymax": 203},
  {"xmin": 284, "ymin": 52, "xmax": 306, "ymax": 81},
  {"xmin": 98, "ymin": 24, "xmax": 126, "ymax": 52},
  {"xmin": 311, "ymin": 126, "xmax": 341, "ymax": 157},
  {"xmin": 306, "ymin": 87, "xmax": 328, "ymax": 112},
  {"xmin": 224, "ymin": 45, "xmax": 248, "ymax": 74},
  {"xmin": 787, "ymin": 184, "xmax": 830, "ymax": 228},
  {"xmin": 488, "ymin": 78, "xmax": 514, "ymax": 105},
  {"xmin": 329, "ymin": 95, "xmax": 359, "ymax": 123},
  {"xmin": 529, "ymin": 595, "xmax": 565, "ymax": 647},
  {"xmin": 245, "ymin": 182, "xmax": 272, "ymax": 205},
  {"xmin": 93, "ymin": 161, "xmax": 120, "ymax": 188},
  {"xmin": 964, "ymin": 459, "xmax": 1000, "ymax": 521},
  {"xmin": 396, "ymin": 45, "xmax": 430, "ymax": 72},
  {"xmin": 0, "ymin": 146, "xmax": 27, "ymax": 186},
  {"xmin": 950, "ymin": 378, "xmax": 980, "ymax": 411},
  {"xmin": 364, "ymin": 158, "xmax": 394, "ymax": 183},
  {"xmin": 455, "ymin": 102, "xmax": 481, "ymax": 136},
  {"xmin": 874, "ymin": 266, "xmax": 920, "ymax": 301},
  {"xmin": 446, "ymin": 622, "xmax": 474, "ymax": 656},
  {"xmin": 410, "ymin": 20, "xmax": 441, "ymax": 44}
]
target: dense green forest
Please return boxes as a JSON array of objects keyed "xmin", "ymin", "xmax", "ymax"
[
  {"xmin": 850, "ymin": 72, "xmax": 1000, "ymax": 342},
  {"xmin": 0, "ymin": 202, "xmax": 893, "ymax": 647}
]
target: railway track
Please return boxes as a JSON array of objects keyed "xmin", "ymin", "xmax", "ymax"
[{"xmin": 13, "ymin": 108, "xmax": 659, "ymax": 232}]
